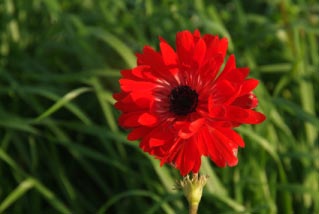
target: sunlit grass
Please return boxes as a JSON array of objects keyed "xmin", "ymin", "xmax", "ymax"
[{"xmin": 0, "ymin": 0, "xmax": 318, "ymax": 213}]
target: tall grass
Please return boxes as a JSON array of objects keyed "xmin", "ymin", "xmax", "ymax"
[{"xmin": 0, "ymin": 0, "xmax": 318, "ymax": 213}]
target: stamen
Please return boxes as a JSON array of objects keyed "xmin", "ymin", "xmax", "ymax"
[{"xmin": 169, "ymin": 85, "xmax": 198, "ymax": 116}]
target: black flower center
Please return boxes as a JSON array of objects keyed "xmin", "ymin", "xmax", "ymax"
[{"xmin": 169, "ymin": 85, "xmax": 198, "ymax": 116}]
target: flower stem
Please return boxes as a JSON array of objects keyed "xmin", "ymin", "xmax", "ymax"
[{"xmin": 189, "ymin": 203, "xmax": 199, "ymax": 214}]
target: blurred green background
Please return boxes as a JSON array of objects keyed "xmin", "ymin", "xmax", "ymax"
[{"xmin": 0, "ymin": 0, "xmax": 318, "ymax": 213}]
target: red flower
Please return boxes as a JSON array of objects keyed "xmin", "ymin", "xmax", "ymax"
[{"xmin": 114, "ymin": 30, "xmax": 266, "ymax": 176}]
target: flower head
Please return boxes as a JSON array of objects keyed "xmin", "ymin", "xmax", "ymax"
[{"xmin": 114, "ymin": 30, "xmax": 266, "ymax": 176}]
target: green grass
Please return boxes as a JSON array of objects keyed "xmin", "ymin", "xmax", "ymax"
[{"xmin": 0, "ymin": 0, "xmax": 318, "ymax": 213}]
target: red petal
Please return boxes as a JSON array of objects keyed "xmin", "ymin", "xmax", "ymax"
[
  {"xmin": 211, "ymin": 79, "xmax": 239, "ymax": 105},
  {"xmin": 232, "ymin": 92, "xmax": 259, "ymax": 109},
  {"xmin": 182, "ymin": 140, "xmax": 201, "ymax": 175},
  {"xmin": 140, "ymin": 121, "xmax": 175, "ymax": 149},
  {"xmin": 199, "ymin": 127, "xmax": 226, "ymax": 167},
  {"xmin": 136, "ymin": 46, "xmax": 162, "ymax": 66},
  {"xmin": 239, "ymin": 79, "xmax": 259, "ymax": 95},
  {"xmin": 195, "ymin": 126, "xmax": 210, "ymax": 156},
  {"xmin": 174, "ymin": 118, "xmax": 205, "ymax": 139},
  {"xmin": 193, "ymin": 29, "xmax": 201, "ymax": 42},
  {"xmin": 193, "ymin": 38, "xmax": 206, "ymax": 67},
  {"xmin": 216, "ymin": 127, "xmax": 245, "ymax": 147},
  {"xmin": 217, "ymin": 38, "xmax": 228, "ymax": 58},
  {"xmin": 120, "ymin": 69, "xmax": 136, "ymax": 79},
  {"xmin": 127, "ymin": 127, "xmax": 150, "ymax": 140},
  {"xmin": 115, "ymin": 92, "xmax": 153, "ymax": 112},
  {"xmin": 170, "ymin": 139, "xmax": 201, "ymax": 176},
  {"xmin": 113, "ymin": 91, "xmax": 127, "ymax": 101},
  {"xmin": 218, "ymin": 67, "xmax": 249, "ymax": 84},
  {"xmin": 119, "ymin": 111, "xmax": 158, "ymax": 128},
  {"xmin": 149, "ymin": 138, "xmax": 167, "ymax": 147},
  {"xmin": 118, "ymin": 112, "xmax": 143, "ymax": 127},
  {"xmin": 120, "ymin": 79, "xmax": 157, "ymax": 92},
  {"xmin": 160, "ymin": 40, "xmax": 178, "ymax": 66},
  {"xmin": 176, "ymin": 30, "xmax": 195, "ymax": 66},
  {"xmin": 218, "ymin": 54, "xmax": 236, "ymax": 78},
  {"xmin": 207, "ymin": 128, "xmax": 239, "ymax": 167},
  {"xmin": 203, "ymin": 35, "xmax": 228, "ymax": 59},
  {"xmin": 132, "ymin": 66, "xmax": 157, "ymax": 82},
  {"xmin": 197, "ymin": 54, "xmax": 224, "ymax": 82},
  {"xmin": 210, "ymin": 105, "xmax": 266, "ymax": 124},
  {"xmin": 137, "ymin": 45, "xmax": 178, "ymax": 81},
  {"xmin": 138, "ymin": 112, "xmax": 158, "ymax": 126}
]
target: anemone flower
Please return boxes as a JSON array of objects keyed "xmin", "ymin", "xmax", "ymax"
[{"xmin": 114, "ymin": 29, "xmax": 266, "ymax": 176}]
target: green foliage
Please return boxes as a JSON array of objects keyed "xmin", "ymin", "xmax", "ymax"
[{"xmin": 0, "ymin": 0, "xmax": 318, "ymax": 213}]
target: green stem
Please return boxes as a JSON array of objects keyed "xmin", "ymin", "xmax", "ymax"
[{"xmin": 189, "ymin": 203, "xmax": 199, "ymax": 214}]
